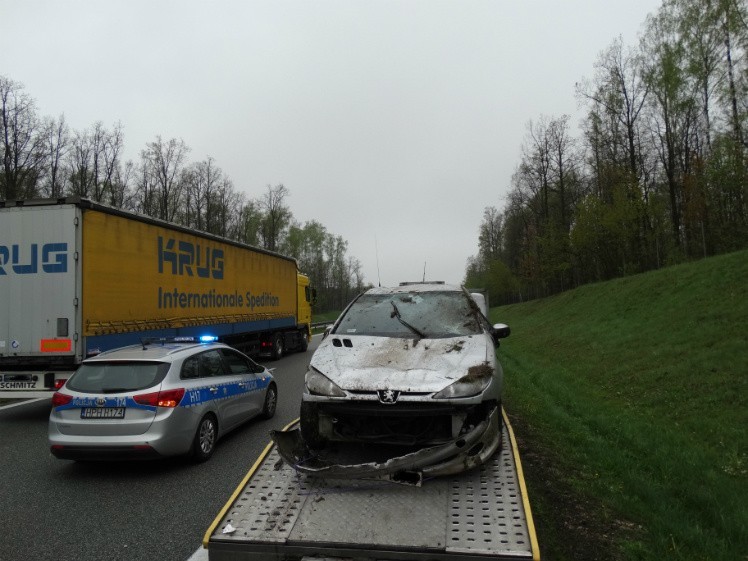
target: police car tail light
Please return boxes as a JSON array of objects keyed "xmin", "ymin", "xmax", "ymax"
[
  {"xmin": 53, "ymin": 379, "xmax": 67, "ymax": 390},
  {"xmin": 133, "ymin": 388, "xmax": 185, "ymax": 408},
  {"xmin": 51, "ymin": 392, "xmax": 73, "ymax": 407}
]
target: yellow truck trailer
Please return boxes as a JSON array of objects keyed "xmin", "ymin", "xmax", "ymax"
[{"xmin": 0, "ymin": 197, "xmax": 313, "ymax": 397}]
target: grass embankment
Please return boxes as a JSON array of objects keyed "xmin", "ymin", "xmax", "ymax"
[
  {"xmin": 312, "ymin": 310, "xmax": 341, "ymax": 333},
  {"xmin": 491, "ymin": 250, "xmax": 747, "ymax": 561}
]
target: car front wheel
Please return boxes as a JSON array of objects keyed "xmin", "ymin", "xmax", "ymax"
[
  {"xmin": 260, "ymin": 383, "xmax": 277, "ymax": 419},
  {"xmin": 192, "ymin": 414, "xmax": 217, "ymax": 462}
]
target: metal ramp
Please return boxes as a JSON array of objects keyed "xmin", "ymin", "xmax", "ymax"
[{"xmin": 205, "ymin": 412, "xmax": 540, "ymax": 561}]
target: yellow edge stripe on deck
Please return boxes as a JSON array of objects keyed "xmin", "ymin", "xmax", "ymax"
[
  {"xmin": 503, "ymin": 407, "xmax": 541, "ymax": 561},
  {"xmin": 202, "ymin": 418, "xmax": 300, "ymax": 548}
]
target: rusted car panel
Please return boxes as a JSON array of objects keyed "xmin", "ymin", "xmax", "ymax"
[{"xmin": 277, "ymin": 283, "xmax": 510, "ymax": 481}]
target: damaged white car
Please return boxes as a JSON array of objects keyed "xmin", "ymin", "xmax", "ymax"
[{"xmin": 272, "ymin": 283, "xmax": 510, "ymax": 485}]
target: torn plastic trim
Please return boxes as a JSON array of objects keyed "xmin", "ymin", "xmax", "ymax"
[{"xmin": 270, "ymin": 406, "xmax": 500, "ymax": 486}]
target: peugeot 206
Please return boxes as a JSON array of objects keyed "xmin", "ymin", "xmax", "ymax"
[{"xmin": 272, "ymin": 283, "xmax": 510, "ymax": 484}]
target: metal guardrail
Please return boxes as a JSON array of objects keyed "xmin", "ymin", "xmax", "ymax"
[{"xmin": 311, "ymin": 321, "xmax": 335, "ymax": 329}]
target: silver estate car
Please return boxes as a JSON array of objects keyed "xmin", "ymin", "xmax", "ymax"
[
  {"xmin": 273, "ymin": 283, "xmax": 510, "ymax": 484},
  {"xmin": 49, "ymin": 337, "xmax": 277, "ymax": 462}
]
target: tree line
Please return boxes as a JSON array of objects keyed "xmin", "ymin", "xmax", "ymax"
[
  {"xmin": 0, "ymin": 75, "xmax": 364, "ymax": 312},
  {"xmin": 466, "ymin": 0, "xmax": 748, "ymax": 305}
]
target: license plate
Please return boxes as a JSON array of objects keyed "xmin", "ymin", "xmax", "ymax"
[{"xmin": 81, "ymin": 407, "xmax": 126, "ymax": 419}]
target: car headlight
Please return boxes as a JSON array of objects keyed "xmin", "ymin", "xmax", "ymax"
[
  {"xmin": 305, "ymin": 367, "xmax": 346, "ymax": 397},
  {"xmin": 432, "ymin": 365, "xmax": 494, "ymax": 399}
]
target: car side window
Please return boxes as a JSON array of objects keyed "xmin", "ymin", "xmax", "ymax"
[
  {"xmin": 181, "ymin": 356, "xmax": 200, "ymax": 379},
  {"xmin": 220, "ymin": 348, "xmax": 265, "ymax": 375},
  {"xmin": 200, "ymin": 350, "xmax": 227, "ymax": 377},
  {"xmin": 220, "ymin": 349, "xmax": 250, "ymax": 374}
]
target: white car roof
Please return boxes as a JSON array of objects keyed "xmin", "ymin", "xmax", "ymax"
[{"xmin": 365, "ymin": 283, "xmax": 463, "ymax": 295}]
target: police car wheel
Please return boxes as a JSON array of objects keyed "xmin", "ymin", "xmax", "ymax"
[
  {"xmin": 260, "ymin": 383, "xmax": 277, "ymax": 419},
  {"xmin": 193, "ymin": 414, "xmax": 217, "ymax": 462}
]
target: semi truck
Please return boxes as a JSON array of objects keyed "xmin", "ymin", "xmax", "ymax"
[
  {"xmin": 0, "ymin": 197, "xmax": 313, "ymax": 398},
  {"xmin": 201, "ymin": 410, "xmax": 541, "ymax": 561}
]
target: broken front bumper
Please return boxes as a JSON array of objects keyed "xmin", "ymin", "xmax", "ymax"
[{"xmin": 271, "ymin": 406, "xmax": 501, "ymax": 486}]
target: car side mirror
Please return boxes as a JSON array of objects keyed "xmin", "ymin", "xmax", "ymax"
[
  {"xmin": 491, "ymin": 323, "xmax": 510, "ymax": 342},
  {"xmin": 322, "ymin": 326, "xmax": 332, "ymax": 340}
]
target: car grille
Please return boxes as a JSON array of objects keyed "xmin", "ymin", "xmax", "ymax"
[{"xmin": 318, "ymin": 402, "xmax": 476, "ymax": 445}]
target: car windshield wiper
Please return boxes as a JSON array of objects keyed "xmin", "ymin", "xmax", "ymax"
[
  {"xmin": 101, "ymin": 387, "xmax": 131, "ymax": 394},
  {"xmin": 390, "ymin": 302, "xmax": 425, "ymax": 340}
]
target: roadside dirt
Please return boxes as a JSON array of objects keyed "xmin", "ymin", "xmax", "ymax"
[{"xmin": 506, "ymin": 411, "xmax": 642, "ymax": 561}]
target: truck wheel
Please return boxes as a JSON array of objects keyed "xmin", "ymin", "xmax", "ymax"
[
  {"xmin": 298, "ymin": 330, "xmax": 309, "ymax": 352},
  {"xmin": 260, "ymin": 383, "xmax": 277, "ymax": 419},
  {"xmin": 192, "ymin": 414, "xmax": 217, "ymax": 462},
  {"xmin": 272, "ymin": 333, "xmax": 284, "ymax": 360}
]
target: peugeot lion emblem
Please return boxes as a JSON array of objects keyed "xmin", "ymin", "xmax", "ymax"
[{"xmin": 378, "ymin": 389, "xmax": 400, "ymax": 404}]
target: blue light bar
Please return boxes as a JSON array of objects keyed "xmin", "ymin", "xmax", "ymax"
[{"xmin": 199, "ymin": 335, "xmax": 219, "ymax": 343}]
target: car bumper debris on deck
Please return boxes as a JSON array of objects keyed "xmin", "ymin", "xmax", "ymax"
[{"xmin": 271, "ymin": 405, "xmax": 501, "ymax": 486}]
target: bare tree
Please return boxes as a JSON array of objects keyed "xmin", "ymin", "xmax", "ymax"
[
  {"xmin": 547, "ymin": 115, "xmax": 578, "ymax": 233},
  {"xmin": 101, "ymin": 122, "xmax": 124, "ymax": 203},
  {"xmin": 68, "ymin": 128, "xmax": 93, "ymax": 198},
  {"xmin": 478, "ymin": 206, "xmax": 504, "ymax": 261},
  {"xmin": 259, "ymin": 183, "xmax": 292, "ymax": 251},
  {"xmin": 141, "ymin": 136, "xmax": 189, "ymax": 221},
  {"xmin": 577, "ymin": 37, "xmax": 650, "ymax": 183},
  {"xmin": 237, "ymin": 199, "xmax": 263, "ymax": 246},
  {"xmin": 0, "ymin": 76, "xmax": 45, "ymax": 199},
  {"xmin": 184, "ymin": 156, "xmax": 222, "ymax": 231},
  {"xmin": 41, "ymin": 114, "xmax": 69, "ymax": 197}
]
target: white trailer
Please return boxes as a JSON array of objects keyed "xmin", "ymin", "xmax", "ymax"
[{"xmin": 202, "ymin": 410, "xmax": 540, "ymax": 561}]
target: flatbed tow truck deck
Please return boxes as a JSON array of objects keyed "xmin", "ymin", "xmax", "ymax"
[{"xmin": 203, "ymin": 410, "xmax": 540, "ymax": 561}]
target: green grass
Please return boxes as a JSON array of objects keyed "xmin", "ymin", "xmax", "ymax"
[
  {"xmin": 312, "ymin": 310, "xmax": 341, "ymax": 333},
  {"xmin": 491, "ymin": 250, "xmax": 748, "ymax": 560}
]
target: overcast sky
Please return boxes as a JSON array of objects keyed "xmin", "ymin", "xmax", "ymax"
[{"xmin": 2, "ymin": 0, "xmax": 662, "ymax": 286}]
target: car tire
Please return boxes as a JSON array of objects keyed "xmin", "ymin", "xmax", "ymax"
[
  {"xmin": 300, "ymin": 402, "xmax": 326, "ymax": 449},
  {"xmin": 260, "ymin": 383, "xmax": 277, "ymax": 419},
  {"xmin": 192, "ymin": 414, "xmax": 218, "ymax": 463},
  {"xmin": 272, "ymin": 333, "xmax": 284, "ymax": 360}
]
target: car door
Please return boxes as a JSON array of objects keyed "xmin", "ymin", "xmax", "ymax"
[
  {"xmin": 194, "ymin": 349, "xmax": 244, "ymax": 430},
  {"xmin": 219, "ymin": 348, "xmax": 264, "ymax": 421}
]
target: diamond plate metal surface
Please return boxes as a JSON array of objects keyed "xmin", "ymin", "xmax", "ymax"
[
  {"xmin": 212, "ymin": 424, "xmax": 533, "ymax": 558},
  {"xmin": 216, "ymin": 453, "xmax": 307, "ymax": 543},
  {"xmin": 446, "ymin": 430, "xmax": 532, "ymax": 557}
]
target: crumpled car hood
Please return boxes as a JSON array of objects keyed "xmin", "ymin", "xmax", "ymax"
[{"xmin": 311, "ymin": 334, "xmax": 492, "ymax": 393}]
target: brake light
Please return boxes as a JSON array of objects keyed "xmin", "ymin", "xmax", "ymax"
[
  {"xmin": 133, "ymin": 388, "xmax": 185, "ymax": 408},
  {"xmin": 54, "ymin": 379, "xmax": 67, "ymax": 390},
  {"xmin": 51, "ymin": 392, "xmax": 73, "ymax": 407}
]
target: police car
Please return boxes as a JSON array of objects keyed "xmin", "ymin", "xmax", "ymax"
[{"xmin": 48, "ymin": 336, "xmax": 277, "ymax": 462}]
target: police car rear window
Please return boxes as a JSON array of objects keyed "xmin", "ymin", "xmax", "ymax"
[{"xmin": 66, "ymin": 362, "xmax": 170, "ymax": 393}]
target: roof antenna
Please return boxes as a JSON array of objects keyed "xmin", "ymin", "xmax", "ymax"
[
  {"xmin": 375, "ymin": 235, "xmax": 382, "ymax": 287},
  {"xmin": 422, "ymin": 262, "xmax": 426, "ymax": 282}
]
